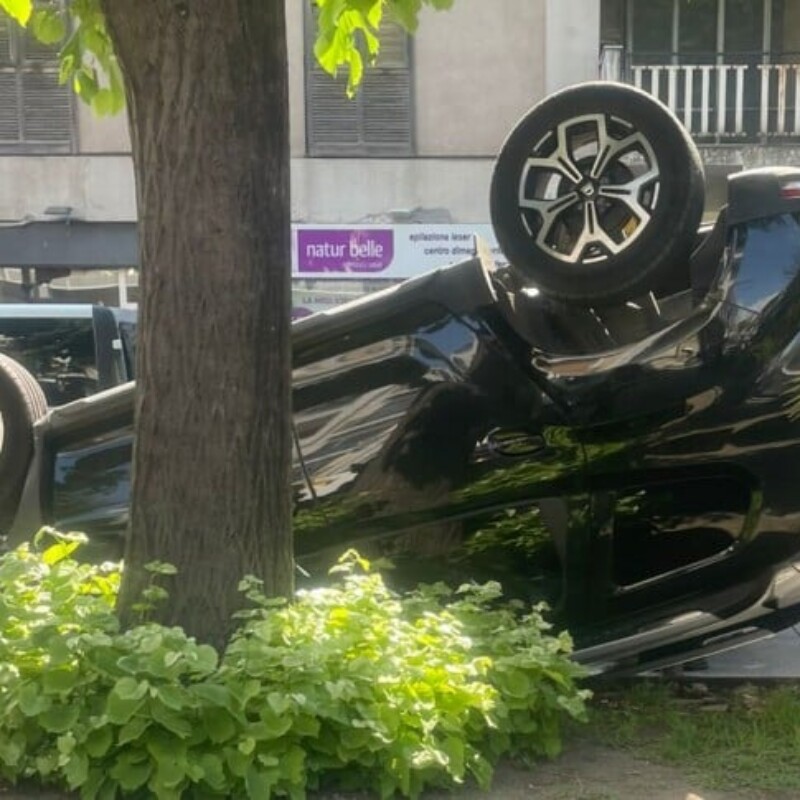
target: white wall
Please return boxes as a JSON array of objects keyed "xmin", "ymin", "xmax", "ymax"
[
  {"xmin": 291, "ymin": 157, "xmax": 493, "ymax": 223},
  {"xmin": 286, "ymin": 0, "xmax": 306, "ymax": 156},
  {"xmin": 76, "ymin": 103, "xmax": 131, "ymax": 153},
  {"xmin": 0, "ymin": 156, "xmax": 495, "ymax": 225},
  {"xmin": 544, "ymin": 0, "xmax": 600, "ymax": 93},
  {"xmin": 413, "ymin": 0, "xmax": 547, "ymax": 156},
  {"xmin": 0, "ymin": 157, "xmax": 135, "ymax": 222}
]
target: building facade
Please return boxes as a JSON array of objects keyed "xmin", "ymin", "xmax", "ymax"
[{"xmin": 0, "ymin": 0, "xmax": 797, "ymax": 309}]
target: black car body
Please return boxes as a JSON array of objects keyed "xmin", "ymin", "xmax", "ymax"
[
  {"xmin": 0, "ymin": 304, "xmax": 136, "ymax": 406},
  {"xmin": 8, "ymin": 166, "xmax": 800, "ymax": 674}
]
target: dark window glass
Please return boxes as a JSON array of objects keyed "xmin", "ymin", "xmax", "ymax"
[
  {"xmin": 52, "ymin": 426, "xmax": 132, "ymax": 561},
  {"xmin": 725, "ymin": 0, "xmax": 764, "ymax": 53},
  {"xmin": 679, "ymin": 0, "xmax": 718, "ymax": 55},
  {"xmin": 631, "ymin": 0, "xmax": 673, "ymax": 62},
  {"xmin": 601, "ymin": 0, "xmax": 626, "ymax": 45},
  {"xmin": 613, "ymin": 476, "xmax": 745, "ymax": 586},
  {"xmin": 0, "ymin": 318, "xmax": 97, "ymax": 405},
  {"xmin": 772, "ymin": 0, "xmax": 800, "ymax": 57}
]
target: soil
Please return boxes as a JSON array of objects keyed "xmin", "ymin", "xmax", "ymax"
[
  {"xmin": 3, "ymin": 740, "xmax": 792, "ymax": 800},
  {"xmin": 427, "ymin": 739, "xmax": 794, "ymax": 800}
]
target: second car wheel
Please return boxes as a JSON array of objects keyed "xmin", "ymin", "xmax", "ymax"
[
  {"xmin": 0, "ymin": 354, "xmax": 48, "ymax": 534},
  {"xmin": 490, "ymin": 82, "xmax": 705, "ymax": 305}
]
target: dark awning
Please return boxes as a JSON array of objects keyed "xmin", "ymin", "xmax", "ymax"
[{"xmin": 0, "ymin": 220, "xmax": 138, "ymax": 269}]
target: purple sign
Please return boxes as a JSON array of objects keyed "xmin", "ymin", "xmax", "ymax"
[{"xmin": 297, "ymin": 229, "xmax": 394, "ymax": 274}]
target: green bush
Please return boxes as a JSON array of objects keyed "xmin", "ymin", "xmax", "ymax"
[{"xmin": 0, "ymin": 531, "xmax": 589, "ymax": 799}]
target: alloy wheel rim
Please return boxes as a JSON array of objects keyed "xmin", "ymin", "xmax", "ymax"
[{"xmin": 516, "ymin": 113, "xmax": 661, "ymax": 265}]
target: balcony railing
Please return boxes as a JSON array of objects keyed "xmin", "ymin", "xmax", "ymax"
[{"xmin": 600, "ymin": 47, "xmax": 800, "ymax": 142}]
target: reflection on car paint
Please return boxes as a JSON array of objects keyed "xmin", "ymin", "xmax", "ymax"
[{"xmin": 13, "ymin": 168, "xmax": 800, "ymax": 674}]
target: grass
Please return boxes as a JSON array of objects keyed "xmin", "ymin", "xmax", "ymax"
[{"xmin": 581, "ymin": 681, "xmax": 800, "ymax": 793}]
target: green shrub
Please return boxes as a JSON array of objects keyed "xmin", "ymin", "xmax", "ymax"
[{"xmin": 0, "ymin": 532, "xmax": 589, "ymax": 799}]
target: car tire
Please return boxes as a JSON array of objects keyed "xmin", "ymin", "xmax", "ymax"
[
  {"xmin": 490, "ymin": 82, "xmax": 705, "ymax": 305},
  {"xmin": 0, "ymin": 354, "xmax": 48, "ymax": 533}
]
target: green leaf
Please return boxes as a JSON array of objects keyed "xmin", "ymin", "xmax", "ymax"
[
  {"xmin": 85, "ymin": 726, "xmax": 114, "ymax": 758},
  {"xmin": 80, "ymin": 768, "xmax": 106, "ymax": 800},
  {"xmin": 198, "ymin": 753, "xmax": 227, "ymax": 792},
  {"xmin": 153, "ymin": 683, "xmax": 186, "ymax": 711},
  {"xmin": 42, "ymin": 539, "xmax": 80, "ymax": 565},
  {"xmin": 29, "ymin": 8, "xmax": 66, "ymax": 45},
  {"xmin": 118, "ymin": 715, "xmax": 150, "ymax": 746},
  {"xmin": 202, "ymin": 706, "xmax": 237, "ymax": 744},
  {"xmin": 39, "ymin": 703, "xmax": 80, "ymax": 733},
  {"xmin": 191, "ymin": 682, "xmax": 233, "ymax": 710},
  {"xmin": 150, "ymin": 756, "xmax": 187, "ymax": 791},
  {"xmin": 193, "ymin": 644, "xmax": 219, "ymax": 673},
  {"xmin": 43, "ymin": 667, "xmax": 78, "ymax": 694},
  {"xmin": 107, "ymin": 691, "xmax": 146, "ymax": 725},
  {"xmin": 63, "ymin": 750, "xmax": 89, "ymax": 789},
  {"xmin": 17, "ymin": 683, "xmax": 52, "ymax": 716},
  {"xmin": 0, "ymin": 0, "xmax": 32, "ymax": 25},
  {"xmin": 386, "ymin": 0, "xmax": 419, "ymax": 31},
  {"xmin": 110, "ymin": 753, "xmax": 152, "ymax": 792},
  {"xmin": 245, "ymin": 764, "xmax": 277, "ymax": 799},
  {"xmin": 116, "ymin": 677, "xmax": 149, "ymax": 700},
  {"xmin": 149, "ymin": 699, "xmax": 193, "ymax": 738},
  {"xmin": 73, "ymin": 67, "xmax": 99, "ymax": 101},
  {"xmin": 225, "ymin": 746, "xmax": 249, "ymax": 778},
  {"xmin": 441, "ymin": 735, "xmax": 465, "ymax": 780}
]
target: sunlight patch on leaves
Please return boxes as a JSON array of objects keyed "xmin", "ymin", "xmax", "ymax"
[
  {"xmin": 0, "ymin": 0, "xmax": 31, "ymax": 26},
  {"xmin": 314, "ymin": 0, "xmax": 455, "ymax": 94}
]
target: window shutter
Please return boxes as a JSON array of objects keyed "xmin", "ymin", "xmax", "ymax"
[
  {"xmin": 22, "ymin": 71, "xmax": 72, "ymax": 143},
  {"xmin": 0, "ymin": 15, "xmax": 19, "ymax": 143},
  {"xmin": 307, "ymin": 70, "xmax": 362, "ymax": 154},
  {"xmin": 0, "ymin": 16, "xmax": 12, "ymax": 65},
  {"xmin": 361, "ymin": 69, "xmax": 412, "ymax": 153},
  {"xmin": 306, "ymin": 15, "xmax": 413, "ymax": 156},
  {"xmin": 0, "ymin": 13, "xmax": 73, "ymax": 151},
  {"xmin": 0, "ymin": 73, "xmax": 20, "ymax": 141}
]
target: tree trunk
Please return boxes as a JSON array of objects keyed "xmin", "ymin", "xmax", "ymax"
[{"xmin": 101, "ymin": 0, "xmax": 294, "ymax": 647}]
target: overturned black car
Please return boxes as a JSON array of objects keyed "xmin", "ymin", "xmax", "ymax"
[{"xmin": 5, "ymin": 82, "xmax": 800, "ymax": 675}]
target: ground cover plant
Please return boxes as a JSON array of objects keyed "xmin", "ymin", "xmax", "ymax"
[
  {"xmin": 0, "ymin": 531, "xmax": 589, "ymax": 799},
  {"xmin": 585, "ymin": 680, "xmax": 800, "ymax": 794}
]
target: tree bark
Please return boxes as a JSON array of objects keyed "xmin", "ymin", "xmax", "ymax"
[{"xmin": 101, "ymin": 0, "xmax": 294, "ymax": 646}]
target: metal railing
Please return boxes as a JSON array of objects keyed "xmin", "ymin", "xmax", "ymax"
[{"xmin": 600, "ymin": 47, "xmax": 800, "ymax": 141}]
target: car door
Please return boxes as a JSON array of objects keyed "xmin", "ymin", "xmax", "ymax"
[{"xmin": 291, "ymin": 280, "xmax": 589, "ymax": 615}]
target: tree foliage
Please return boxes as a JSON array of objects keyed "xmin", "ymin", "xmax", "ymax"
[
  {"xmin": 0, "ymin": 0, "xmax": 122, "ymax": 114},
  {"xmin": 0, "ymin": 0, "xmax": 456, "ymax": 105},
  {"xmin": 313, "ymin": 0, "xmax": 455, "ymax": 92}
]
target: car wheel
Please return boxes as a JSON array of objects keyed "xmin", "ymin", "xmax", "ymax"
[
  {"xmin": 490, "ymin": 82, "xmax": 705, "ymax": 305},
  {"xmin": 0, "ymin": 354, "xmax": 48, "ymax": 533}
]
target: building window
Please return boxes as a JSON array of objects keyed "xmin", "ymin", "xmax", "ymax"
[
  {"xmin": 602, "ymin": 0, "xmax": 800, "ymax": 140},
  {"xmin": 305, "ymin": 10, "xmax": 414, "ymax": 157},
  {"xmin": 620, "ymin": 0, "xmax": 795, "ymax": 62},
  {"xmin": 0, "ymin": 14, "xmax": 74, "ymax": 153}
]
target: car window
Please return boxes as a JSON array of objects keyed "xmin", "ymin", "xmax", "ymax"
[
  {"xmin": 51, "ymin": 425, "xmax": 133, "ymax": 562},
  {"xmin": 0, "ymin": 318, "xmax": 98, "ymax": 406}
]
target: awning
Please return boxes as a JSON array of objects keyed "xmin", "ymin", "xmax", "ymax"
[{"xmin": 0, "ymin": 220, "xmax": 138, "ymax": 269}]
